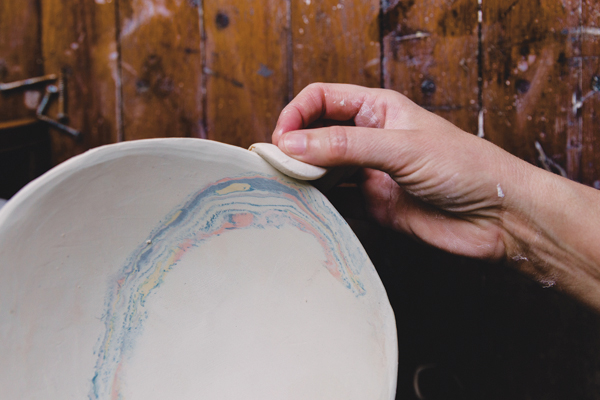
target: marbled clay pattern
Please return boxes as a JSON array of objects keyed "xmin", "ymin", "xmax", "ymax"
[{"xmin": 89, "ymin": 174, "xmax": 367, "ymax": 399}]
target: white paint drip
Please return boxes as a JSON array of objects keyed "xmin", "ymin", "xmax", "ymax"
[
  {"xmin": 512, "ymin": 255, "xmax": 528, "ymax": 261},
  {"xmin": 572, "ymin": 90, "xmax": 598, "ymax": 114},
  {"xmin": 305, "ymin": 0, "xmax": 311, "ymax": 5},
  {"xmin": 24, "ymin": 91, "xmax": 41, "ymax": 110},
  {"xmin": 121, "ymin": 0, "xmax": 173, "ymax": 38},
  {"xmin": 477, "ymin": 109, "xmax": 484, "ymax": 137},
  {"xmin": 394, "ymin": 31, "xmax": 430, "ymax": 42},
  {"xmin": 106, "ymin": 41, "xmax": 124, "ymax": 142},
  {"xmin": 572, "ymin": 92, "xmax": 582, "ymax": 113},
  {"xmin": 496, "ymin": 183, "xmax": 505, "ymax": 198},
  {"xmin": 478, "ymin": 9, "xmax": 483, "ymax": 23},
  {"xmin": 340, "ymin": 99, "xmax": 345, "ymax": 106},
  {"xmin": 570, "ymin": 26, "xmax": 600, "ymax": 36},
  {"xmin": 365, "ymin": 58, "xmax": 380, "ymax": 68},
  {"xmin": 121, "ymin": 61, "xmax": 138, "ymax": 77},
  {"xmin": 517, "ymin": 60, "xmax": 528, "ymax": 72}
]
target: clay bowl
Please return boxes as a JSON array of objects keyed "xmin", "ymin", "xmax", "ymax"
[{"xmin": 0, "ymin": 138, "xmax": 397, "ymax": 399}]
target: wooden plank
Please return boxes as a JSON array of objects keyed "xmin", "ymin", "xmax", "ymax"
[
  {"xmin": 0, "ymin": 1, "xmax": 44, "ymax": 122},
  {"xmin": 204, "ymin": 0, "xmax": 289, "ymax": 148},
  {"xmin": 119, "ymin": 0, "xmax": 203, "ymax": 141},
  {"xmin": 581, "ymin": 2, "xmax": 600, "ymax": 187},
  {"xmin": 41, "ymin": 0, "xmax": 119, "ymax": 165},
  {"xmin": 382, "ymin": 0, "xmax": 479, "ymax": 134},
  {"xmin": 481, "ymin": 0, "xmax": 580, "ymax": 168},
  {"xmin": 291, "ymin": 0, "xmax": 380, "ymax": 94}
]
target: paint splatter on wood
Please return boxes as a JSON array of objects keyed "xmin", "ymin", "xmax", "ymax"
[
  {"xmin": 292, "ymin": 0, "xmax": 380, "ymax": 93},
  {"xmin": 119, "ymin": 0, "xmax": 203, "ymax": 140},
  {"xmin": 482, "ymin": 0, "xmax": 580, "ymax": 171},
  {"xmin": 203, "ymin": 0, "xmax": 288, "ymax": 147},
  {"xmin": 382, "ymin": 0, "xmax": 479, "ymax": 134},
  {"xmin": 42, "ymin": 0, "xmax": 119, "ymax": 164},
  {"xmin": 581, "ymin": 1, "xmax": 600, "ymax": 186}
]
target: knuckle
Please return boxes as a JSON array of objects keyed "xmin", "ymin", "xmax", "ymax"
[
  {"xmin": 327, "ymin": 125, "xmax": 349, "ymax": 161},
  {"xmin": 304, "ymin": 82, "xmax": 328, "ymax": 105},
  {"xmin": 389, "ymin": 89, "xmax": 407, "ymax": 103},
  {"xmin": 294, "ymin": 83, "xmax": 328, "ymax": 124},
  {"xmin": 305, "ymin": 82, "xmax": 325, "ymax": 92}
]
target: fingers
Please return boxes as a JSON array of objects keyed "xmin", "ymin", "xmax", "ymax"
[
  {"xmin": 277, "ymin": 125, "xmax": 414, "ymax": 174},
  {"xmin": 272, "ymin": 83, "xmax": 407, "ymax": 144}
]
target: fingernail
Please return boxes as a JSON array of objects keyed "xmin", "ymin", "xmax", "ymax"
[{"xmin": 281, "ymin": 132, "xmax": 307, "ymax": 155}]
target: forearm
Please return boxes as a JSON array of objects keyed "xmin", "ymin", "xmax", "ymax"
[{"xmin": 502, "ymin": 162, "xmax": 600, "ymax": 310}]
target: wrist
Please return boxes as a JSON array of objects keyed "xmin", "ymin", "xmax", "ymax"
[
  {"xmin": 501, "ymin": 164, "xmax": 561, "ymax": 274},
  {"xmin": 500, "ymin": 161, "xmax": 600, "ymax": 309}
]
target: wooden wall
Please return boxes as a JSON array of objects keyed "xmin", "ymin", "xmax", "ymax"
[
  {"xmin": 2, "ymin": 0, "xmax": 600, "ymax": 398},
  {"xmin": 2, "ymin": 0, "xmax": 600, "ymax": 186}
]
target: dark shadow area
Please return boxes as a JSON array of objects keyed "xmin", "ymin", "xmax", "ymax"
[
  {"xmin": 0, "ymin": 122, "xmax": 51, "ymax": 200},
  {"xmin": 350, "ymin": 220, "xmax": 600, "ymax": 400}
]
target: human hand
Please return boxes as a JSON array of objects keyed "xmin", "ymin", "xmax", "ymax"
[
  {"xmin": 272, "ymin": 83, "xmax": 600, "ymax": 310},
  {"xmin": 273, "ymin": 83, "xmax": 527, "ymax": 261}
]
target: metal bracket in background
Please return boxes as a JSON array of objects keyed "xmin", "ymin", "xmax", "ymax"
[
  {"xmin": 0, "ymin": 74, "xmax": 57, "ymax": 92},
  {"xmin": 36, "ymin": 84, "xmax": 81, "ymax": 140},
  {"xmin": 0, "ymin": 74, "xmax": 81, "ymax": 139},
  {"xmin": 534, "ymin": 141, "xmax": 567, "ymax": 177}
]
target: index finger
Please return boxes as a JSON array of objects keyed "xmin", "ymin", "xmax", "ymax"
[{"xmin": 272, "ymin": 83, "xmax": 392, "ymax": 145}]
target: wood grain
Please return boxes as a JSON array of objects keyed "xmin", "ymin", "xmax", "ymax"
[
  {"xmin": 291, "ymin": 0, "xmax": 380, "ymax": 94},
  {"xmin": 204, "ymin": 0, "xmax": 289, "ymax": 147},
  {"xmin": 481, "ymin": 0, "xmax": 580, "ymax": 169},
  {"xmin": 581, "ymin": 1, "xmax": 600, "ymax": 187},
  {"xmin": 0, "ymin": 0, "xmax": 44, "ymax": 122},
  {"xmin": 41, "ymin": 0, "xmax": 119, "ymax": 165},
  {"xmin": 382, "ymin": 0, "xmax": 479, "ymax": 134},
  {"xmin": 119, "ymin": 0, "xmax": 203, "ymax": 141}
]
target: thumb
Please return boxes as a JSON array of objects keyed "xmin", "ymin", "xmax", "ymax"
[{"xmin": 277, "ymin": 126, "xmax": 414, "ymax": 174}]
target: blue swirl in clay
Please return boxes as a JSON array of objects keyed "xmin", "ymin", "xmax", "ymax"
[{"xmin": 89, "ymin": 174, "xmax": 367, "ymax": 399}]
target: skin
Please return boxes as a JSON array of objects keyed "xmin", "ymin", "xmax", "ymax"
[{"xmin": 272, "ymin": 83, "xmax": 600, "ymax": 312}]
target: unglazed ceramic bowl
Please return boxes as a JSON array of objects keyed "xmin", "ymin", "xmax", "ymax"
[{"xmin": 0, "ymin": 138, "xmax": 397, "ymax": 400}]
